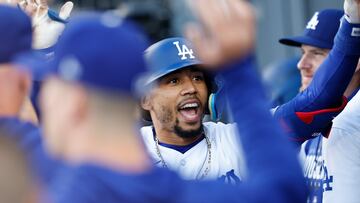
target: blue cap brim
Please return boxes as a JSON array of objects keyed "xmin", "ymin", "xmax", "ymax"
[
  {"xmin": 144, "ymin": 60, "xmax": 202, "ymax": 85},
  {"xmin": 279, "ymin": 35, "xmax": 333, "ymax": 49}
]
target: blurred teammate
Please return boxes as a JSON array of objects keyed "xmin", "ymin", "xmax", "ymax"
[
  {"xmin": 1, "ymin": 0, "xmax": 74, "ymax": 120},
  {"xmin": 279, "ymin": 4, "xmax": 360, "ymax": 203},
  {"xmin": 0, "ymin": 5, "xmax": 36, "ymax": 124}
]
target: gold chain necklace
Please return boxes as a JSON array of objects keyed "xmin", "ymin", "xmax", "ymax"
[{"xmin": 154, "ymin": 133, "xmax": 212, "ymax": 180}]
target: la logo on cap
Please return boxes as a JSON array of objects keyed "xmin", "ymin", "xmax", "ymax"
[
  {"xmin": 173, "ymin": 41, "xmax": 195, "ymax": 60},
  {"xmin": 306, "ymin": 12, "xmax": 319, "ymax": 30}
]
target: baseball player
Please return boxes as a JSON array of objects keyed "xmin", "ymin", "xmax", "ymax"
[
  {"xmin": 139, "ymin": 2, "xmax": 360, "ymax": 187},
  {"xmin": 0, "ymin": 1, "xmax": 308, "ymax": 202},
  {"xmin": 0, "ymin": 0, "xmax": 74, "ymax": 121},
  {"xmin": 0, "ymin": 4, "xmax": 73, "ymax": 187},
  {"xmin": 0, "ymin": 5, "xmax": 38, "ymax": 124},
  {"xmin": 140, "ymin": 37, "xmax": 245, "ymax": 183},
  {"xmin": 17, "ymin": 0, "xmax": 74, "ymax": 119},
  {"xmin": 279, "ymin": 3, "xmax": 360, "ymax": 203},
  {"xmin": 323, "ymin": 85, "xmax": 360, "ymax": 203}
]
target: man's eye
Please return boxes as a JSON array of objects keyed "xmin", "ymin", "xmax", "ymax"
[
  {"xmin": 314, "ymin": 51, "xmax": 325, "ymax": 56},
  {"xmin": 193, "ymin": 75, "xmax": 204, "ymax": 81},
  {"xmin": 168, "ymin": 78, "xmax": 179, "ymax": 84}
]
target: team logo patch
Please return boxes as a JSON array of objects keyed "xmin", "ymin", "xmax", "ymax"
[
  {"xmin": 306, "ymin": 12, "xmax": 319, "ymax": 30},
  {"xmin": 58, "ymin": 56, "xmax": 83, "ymax": 81},
  {"xmin": 173, "ymin": 41, "xmax": 195, "ymax": 60},
  {"xmin": 351, "ymin": 27, "xmax": 360, "ymax": 37}
]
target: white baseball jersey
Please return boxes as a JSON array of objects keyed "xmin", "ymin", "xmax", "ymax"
[
  {"xmin": 140, "ymin": 122, "xmax": 246, "ymax": 184},
  {"xmin": 300, "ymin": 89, "xmax": 360, "ymax": 203},
  {"xmin": 322, "ymin": 89, "xmax": 360, "ymax": 203}
]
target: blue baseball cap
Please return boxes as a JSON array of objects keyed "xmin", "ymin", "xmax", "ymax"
[
  {"xmin": 19, "ymin": 12, "xmax": 150, "ymax": 96},
  {"xmin": 144, "ymin": 37, "xmax": 203, "ymax": 85},
  {"xmin": 0, "ymin": 5, "xmax": 32, "ymax": 63},
  {"xmin": 279, "ymin": 9, "xmax": 344, "ymax": 49}
]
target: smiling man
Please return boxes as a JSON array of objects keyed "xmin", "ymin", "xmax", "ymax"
[
  {"xmin": 280, "ymin": 9, "xmax": 344, "ymax": 92},
  {"xmin": 140, "ymin": 37, "xmax": 245, "ymax": 183},
  {"xmin": 297, "ymin": 45, "xmax": 329, "ymax": 91}
]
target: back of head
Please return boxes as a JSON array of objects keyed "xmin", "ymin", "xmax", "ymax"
[
  {"xmin": 29, "ymin": 12, "xmax": 151, "ymax": 131},
  {"xmin": 0, "ymin": 5, "xmax": 32, "ymax": 63},
  {"xmin": 279, "ymin": 9, "xmax": 344, "ymax": 49},
  {"xmin": 29, "ymin": 12, "xmax": 150, "ymax": 98}
]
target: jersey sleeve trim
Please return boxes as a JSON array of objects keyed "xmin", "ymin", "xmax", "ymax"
[{"xmin": 295, "ymin": 96, "xmax": 347, "ymax": 124}]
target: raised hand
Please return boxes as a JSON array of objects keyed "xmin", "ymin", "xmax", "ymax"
[
  {"xmin": 18, "ymin": 0, "xmax": 74, "ymax": 49},
  {"xmin": 185, "ymin": 0, "xmax": 255, "ymax": 67},
  {"xmin": 344, "ymin": 0, "xmax": 360, "ymax": 23}
]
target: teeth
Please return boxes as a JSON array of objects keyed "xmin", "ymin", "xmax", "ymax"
[{"xmin": 181, "ymin": 103, "xmax": 199, "ymax": 109}]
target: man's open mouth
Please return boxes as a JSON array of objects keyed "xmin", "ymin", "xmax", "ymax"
[{"xmin": 178, "ymin": 100, "xmax": 201, "ymax": 123}]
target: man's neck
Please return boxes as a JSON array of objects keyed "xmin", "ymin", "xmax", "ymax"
[
  {"xmin": 68, "ymin": 128, "xmax": 152, "ymax": 174},
  {"xmin": 153, "ymin": 126, "xmax": 203, "ymax": 146},
  {"xmin": 344, "ymin": 72, "xmax": 360, "ymax": 98},
  {"xmin": 89, "ymin": 138, "xmax": 152, "ymax": 174}
]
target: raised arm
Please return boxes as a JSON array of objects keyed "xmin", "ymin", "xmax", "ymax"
[
  {"xmin": 274, "ymin": 3, "xmax": 360, "ymax": 144},
  {"xmin": 185, "ymin": 0, "xmax": 307, "ymax": 202}
]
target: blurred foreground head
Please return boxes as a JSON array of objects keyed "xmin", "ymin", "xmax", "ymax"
[
  {"xmin": 0, "ymin": 5, "xmax": 36, "ymax": 123},
  {"xmin": 0, "ymin": 4, "xmax": 32, "ymax": 63},
  {"xmin": 22, "ymin": 12, "xmax": 150, "ymax": 162}
]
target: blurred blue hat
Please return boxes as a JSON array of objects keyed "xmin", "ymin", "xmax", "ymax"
[
  {"xmin": 0, "ymin": 5, "xmax": 32, "ymax": 63},
  {"xmin": 279, "ymin": 9, "xmax": 344, "ymax": 49},
  {"xmin": 18, "ymin": 12, "xmax": 149, "ymax": 96}
]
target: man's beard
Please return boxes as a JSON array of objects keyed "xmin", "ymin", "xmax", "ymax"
[{"xmin": 174, "ymin": 119, "xmax": 204, "ymax": 139}]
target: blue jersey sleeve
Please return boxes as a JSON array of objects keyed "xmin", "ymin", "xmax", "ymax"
[
  {"xmin": 219, "ymin": 55, "xmax": 307, "ymax": 203},
  {"xmin": 0, "ymin": 117, "xmax": 67, "ymax": 185},
  {"xmin": 274, "ymin": 18, "xmax": 360, "ymax": 144}
]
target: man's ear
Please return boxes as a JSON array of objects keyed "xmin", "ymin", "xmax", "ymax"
[
  {"xmin": 69, "ymin": 86, "xmax": 88, "ymax": 124},
  {"xmin": 140, "ymin": 95, "xmax": 152, "ymax": 111}
]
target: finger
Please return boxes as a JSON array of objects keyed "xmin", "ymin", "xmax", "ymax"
[
  {"xmin": 59, "ymin": 1, "xmax": 73, "ymax": 19},
  {"xmin": 23, "ymin": 0, "xmax": 37, "ymax": 16},
  {"xmin": 17, "ymin": 0, "xmax": 27, "ymax": 11},
  {"xmin": 12, "ymin": 0, "xmax": 23, "ymax": 5},
  {"xmin": 185, "ymin": 23, "xmax": 221, "ymax": 67},
  {"xmin": 36, "ymin": 0, "xmax": 47, "ymax": 7},
  {"xmin": 0, "ymin": 0, "xmax": 20, "ymax": 6},
  {"xmin": 25, "ymin": 0, "xmax": 34, "ymax": 5},
  {"xmin": 192, "ymin": 0, "xmax": 229, "ymax": 34}
]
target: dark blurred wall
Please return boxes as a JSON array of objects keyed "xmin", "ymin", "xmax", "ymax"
[
  {"xmin": 54, "ymin": 0, "xmax": 342, "ymax": 68},
  {"xmin": 252, "ymin": 0, "xmax": 342, "ymax": 69}
]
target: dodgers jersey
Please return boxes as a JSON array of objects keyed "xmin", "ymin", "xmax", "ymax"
[
  {"xmin": 301, "ymin": 89, "xmax": 360, "ymax": 203},
  {"xmin": 140, "ymin": 122, "xmax": 246, "ymax": 184},
  {"xmin": 299, "ymin": 16, "xmax": 360, "ymax": 203},
  {"xmin": 322, "ymin": 89, "xmax": 360, "ymax": 203}
]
